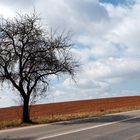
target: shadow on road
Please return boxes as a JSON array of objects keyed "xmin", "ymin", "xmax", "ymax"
[
  {"xmin": 56, "ymin": 114, "xmax": 140, "ymax": 125},
  {"xmin": 1, "ymin": 138, "xmax": 33, "ymax": 140}
]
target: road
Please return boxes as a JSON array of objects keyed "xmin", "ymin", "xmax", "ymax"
[{"xmin": 0, "ymin": 110, "xmax": 140, "ymax": 140}]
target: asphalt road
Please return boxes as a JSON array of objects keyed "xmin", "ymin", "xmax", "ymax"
[{"xmin": 0, "ymin": 110, "xmax": 140, "ymax": 140}]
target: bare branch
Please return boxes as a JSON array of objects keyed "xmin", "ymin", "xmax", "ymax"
[{"xmin": 0, "ymin": 12, "xmax": 79, "ymax": 123}]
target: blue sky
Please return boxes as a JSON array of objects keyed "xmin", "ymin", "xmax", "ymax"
[
  {"xmin": 100, "ymin": 0, "xmax": 135, "ymax": 5},
  {"xmin": 0, "ymin": 0, "xmax": 140, "ymax": 107}
]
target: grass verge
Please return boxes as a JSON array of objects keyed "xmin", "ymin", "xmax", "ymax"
[
  {"xmin": 1, "ymin": 106, "xmax": 140, "ymax": 130},
  {"xmin": 33, "ymin": 106, "xmax": 140, "ymax": 124}
]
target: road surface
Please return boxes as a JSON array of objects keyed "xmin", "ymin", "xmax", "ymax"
[{"xmin": 0, "ymin": 110, "xmax": 140, "ymax": 140}]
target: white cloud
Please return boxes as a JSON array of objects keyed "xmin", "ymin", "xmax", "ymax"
[
  {"xmin": 0, "ymin": 4, "xmax": 15, "ymax": 18},
  {"xmin": 0, "ymin": 0, "xmax": 140, "ymax": 107},
  {"xmin": 83, "ymin": 57, "xmax": 140, "ymax": 81},
  {"xmin": 105, "ymin": 2, "xmax": 140, "ymax": 57},
  {"xmin": 0, "ymin": 0, "xmax": 37, "ymax": 8}
]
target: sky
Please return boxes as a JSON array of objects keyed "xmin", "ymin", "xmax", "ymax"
[{"xmin": 0, "ymin": 0, "xmax": 140, "ymax": 107}]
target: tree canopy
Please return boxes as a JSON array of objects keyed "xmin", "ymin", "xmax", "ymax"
[{"xmin": 0, "ymin": 13, "xmax": 79, "ymax": 123}]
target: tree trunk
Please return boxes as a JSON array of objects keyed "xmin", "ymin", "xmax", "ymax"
[{"xmin": 22, "ymin": 96, "xmax": 31, "ymax": 123}]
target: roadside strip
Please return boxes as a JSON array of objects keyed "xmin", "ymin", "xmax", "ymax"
[
  {"xmin": 0, "ymin": 109, "xmax": 140, "ymax": 133},
  {"xmin": 38, "ymin": 115, "xmax": 140, "ymax": 140}
]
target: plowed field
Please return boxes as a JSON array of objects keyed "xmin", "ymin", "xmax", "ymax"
[{"xmin": 0, "ymin": 96, "xmax": 140, "ymax": 122}]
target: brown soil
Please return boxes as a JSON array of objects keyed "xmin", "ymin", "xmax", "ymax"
[{"xmin": 0, "ymin": 96, "xmax": 140, "ymax": 122}]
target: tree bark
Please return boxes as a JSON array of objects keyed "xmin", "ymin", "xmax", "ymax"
[{"xmin": 22, "ymin": 96, "xmax": 31, "ymax": 123}]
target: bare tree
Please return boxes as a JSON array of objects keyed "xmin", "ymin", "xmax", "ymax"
[{"xmin": 0, "ymin": 13, "xmax": 79, "ymax": 123}]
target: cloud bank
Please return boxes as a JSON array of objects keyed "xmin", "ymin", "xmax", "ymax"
[{"xmin": 0, "ymin": 0, "xmax": 140, "ymax": 106}]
